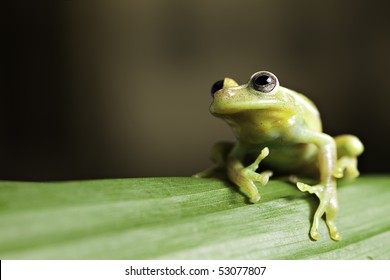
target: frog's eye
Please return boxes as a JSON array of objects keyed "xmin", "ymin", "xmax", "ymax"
[
  {"xmin": 211, "ymin": 79, "xmax": 224, "ymax": 97},
  {"xmin": 251, "ymin": 71, "xmax": 278, "ymax": 93}
]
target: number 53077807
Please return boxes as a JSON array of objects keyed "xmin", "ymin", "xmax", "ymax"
[{"xmin": 218, "ymin": 266, "xmax": 266, "ymax": 276}]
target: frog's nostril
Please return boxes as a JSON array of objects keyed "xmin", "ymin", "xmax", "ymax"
[{"xmin": 211, "ymin": 80, "xmax": 224, "ymax": 97}]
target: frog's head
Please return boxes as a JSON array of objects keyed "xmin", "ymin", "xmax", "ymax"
[{"xmin": 210, "ymin": 71, "xmax": 293, "ymax": 116}]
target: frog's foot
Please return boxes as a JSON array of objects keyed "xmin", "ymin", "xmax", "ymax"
[
  {"xmin": 296, "ymin": 182, "xmax": 341, "ymax": 241},
  {"xmin": 193, "ymin": 166, "xmax": 219, "ymax": 178},
  {"xmin": 288, "ymin": 175, "xmax": 299, "ymax": 184},
  {"xmin": 333, "ymin": 156, "xmax": 360, "ymax": 179},
  {"xmin": 228, "ymin": 147, "xmax": 273, "ymax": 204},
  {"xmin": 334, "ymin": 134, "xmax": 363, "ymax": 179},
  {"xmin": 242, "ymin": 169, "xmax": 273, "ymax": 203},
  {"xmin": 242, "ymin": 147, "xmax": 273, "ymax": 187},
  {"xmin": 193, "ymin": 141, "xmax": 234, "ymax": 178}
]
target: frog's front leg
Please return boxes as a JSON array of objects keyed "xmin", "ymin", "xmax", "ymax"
[
  {"xmin": 296, "ymin": 132, "xmax": 341, "ymax": 241},
  {"xmin": 227, "ymin": 146, "xmax": 273, "ymax": 203}
]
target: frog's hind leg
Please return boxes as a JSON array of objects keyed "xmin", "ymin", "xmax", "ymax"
[
  {"xmin": 333, "ymin": 135, "xmax": 364, "ymax": 179},
  {"xmin": 193, "ymin": 141, "xmax": 234, "ymax": 178}
]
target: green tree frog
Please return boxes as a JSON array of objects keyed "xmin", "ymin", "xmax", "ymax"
[{"xmin": 194, "ymin": 71, "xmax": 364, "ymax": 241}]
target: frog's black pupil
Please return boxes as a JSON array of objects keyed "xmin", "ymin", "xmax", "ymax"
[
  {"xmin": 211, "ymin": 79, "xmax": 224, "ymax": 96},
  {"xmin": 255, "ymin": 75, "xmax": 272, "ymax": 86}
]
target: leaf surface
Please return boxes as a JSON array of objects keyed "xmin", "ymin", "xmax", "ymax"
[{"xmin": 0, "ymin": 176, "xmax": 389, "ymax": 259}]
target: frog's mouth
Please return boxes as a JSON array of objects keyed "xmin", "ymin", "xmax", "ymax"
[
  {"xmin": 210, "ymin": 83, "xmax": 295, "ymax": 116},
  {"xmin": 210, "ymin": 98, "xmax": 286, "ymax": 115}
]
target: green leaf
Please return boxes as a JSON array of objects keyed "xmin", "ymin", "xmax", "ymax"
[{"xmin": 0, "ymin": 175, "xmax": 389, "ymax": 259}]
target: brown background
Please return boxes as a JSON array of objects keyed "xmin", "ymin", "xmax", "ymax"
[{"xmin": 1, "ymin": 0, "xmax": 389, "ymax": 180}]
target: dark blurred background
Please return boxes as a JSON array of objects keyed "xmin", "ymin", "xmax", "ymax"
[{"xmin": 1, "ymin": 0, "xmax": 389, "ymax": 181}]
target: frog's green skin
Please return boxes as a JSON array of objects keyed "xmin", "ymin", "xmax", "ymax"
[{"xmin": 194, "ymin": 71, "xmax": 364, "ymax": 241}]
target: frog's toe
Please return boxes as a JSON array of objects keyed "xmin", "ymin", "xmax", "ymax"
[
  {"xmin": 333, "ymin": 167, "xmax": 344, "ymax": 179},
  {"xmin": 192, "ymin": 172, "xmax": 204, "ymax": 178},
  {"xmin": 192, "ymin": 166, "xmax": 217, "ymax": 178},
  {"xmin": 331, "ymin": 231, "xmax": 342, "ymax": 241},
  {"xmin": 246, "ymin": 147, "xmax": 270, "ymax": 172},
  {"xmin": 249, "ymin": 194, "xmax": 261, "ymax": 204},
  {"xmin": 257, "ymin": 170, "xmax": 273, "ymax": 186},
  {"xmin": 310, "ymin": 229, "xmax": 319, "ymax": 241},
  {"xmin": 242, "ymin": 169, "xmax": 273, "ymax": 185},
  {"xmin": 347, "ymin": 167, "xmax": 360, "ymax": 179},
  {"xmin": 288, "ymin": 175, "xmax": 298, "ymax": 184},
  {"xmin": 335, "ymin": 156, "xmax": 360, "ymax": 179},
  {"xmin": 326, "ymin": 216, "xmax": 342, "ymax": 241},
  {"xmin": 296, "ymin": 182, "xmax": 324, "ymax": 196},
  {"xmin": 296, "ymin": 182, "xmax": 309, "ymax": 192}
]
